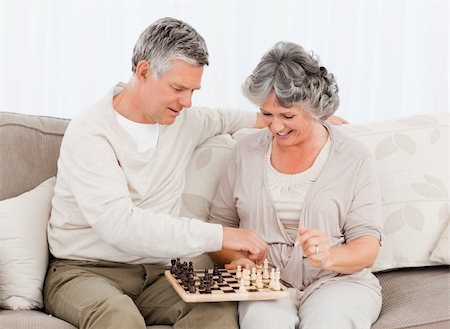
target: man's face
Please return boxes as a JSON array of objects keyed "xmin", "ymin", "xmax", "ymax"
[{"xmin": 140, "ymin": 59, "xmax": 204, "ymax": 125}]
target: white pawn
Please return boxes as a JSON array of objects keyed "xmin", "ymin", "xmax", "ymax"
[
  {"xmin": 250, "ymin": 267, "xmax": 257, "ymax": 282},
  {"xmin": 255, "ymin": 272, "xmax": 264, "ymax": 289},
  {"xmin": 239, "ymin": 275, "xmax": 247, "ymax": 292},
  {"xmin": 256, "ymin": 264, "xmax": 262, "ymax": 276},
  {"xmin": 236, "ymin": 265, "xmax": 242, "ymax": 279},
  {"xmin": 243, "ymin": 269, "xmax": 251, "ymax": 286},
  {"xmin": 273, "ymin": 268, "xmax": 281, "ymax": 291},
  {"xmin": 263, "ymin": 259, "xmax": 270, "ymax": 280},
  {"xmin": 268, "ymin": 268, "xmax": 276, "ymax": 289}
]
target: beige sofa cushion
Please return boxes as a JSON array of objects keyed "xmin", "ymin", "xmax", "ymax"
[
  {"xmin": 0, "ymin": 112, "xmax": 69, "ymax": 201},
  {"xmin": 180, "ymin": 134, "xmax": 236, "ymax": 268}
]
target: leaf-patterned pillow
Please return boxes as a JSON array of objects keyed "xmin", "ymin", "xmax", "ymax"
[{"xmin": 339, "ymin": 113, "xmax": 449, "ymax": 271}]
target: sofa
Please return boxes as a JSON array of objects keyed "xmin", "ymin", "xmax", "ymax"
[{"xmin": 0, "ymin": 110, "xmax": 449, "ymax": 329}]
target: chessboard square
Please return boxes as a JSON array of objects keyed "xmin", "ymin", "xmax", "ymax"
[{"xmin": 226, "ymin": 280, "xmax": 239, "ymax": 284}]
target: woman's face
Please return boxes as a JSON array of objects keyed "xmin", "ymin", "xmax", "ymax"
[{"xmin": 260, "ymin": 93, "xmax": 316, "ymax": 148}]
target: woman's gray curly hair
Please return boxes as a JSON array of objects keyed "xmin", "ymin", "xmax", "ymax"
[{"xmin": 242, "ymin": 41, "xmax": 339, "ymax": 121}]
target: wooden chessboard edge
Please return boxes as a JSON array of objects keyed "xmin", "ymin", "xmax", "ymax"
[{"xmin": 164, "ymin": 270, "xmax": 290, "ymax": 303}]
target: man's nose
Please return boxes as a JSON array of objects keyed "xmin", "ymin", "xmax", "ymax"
[{"xmin": 179, "ymin": 91, "xmax": 193, "ymax": 108}]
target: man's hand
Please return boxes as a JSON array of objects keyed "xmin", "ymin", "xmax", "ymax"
[
  {"xmin": 224, "ymin": 257, "xmax": 255, "ymax": 270},
  {"xmin": 222, "ymin": 227, "xmax": 268, "ymax": 265}
]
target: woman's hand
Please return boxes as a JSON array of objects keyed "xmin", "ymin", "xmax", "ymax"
[
  {"xmin": 296, "ymin": 227, "xmax": 332, "ymax": 269},
  {"xmin": 295, "ymin": 227, "xmax": 381, "ymax": 274},
  {"xmin": 326, "ymin": 115, "xmax": 349, "ymax": 125}
]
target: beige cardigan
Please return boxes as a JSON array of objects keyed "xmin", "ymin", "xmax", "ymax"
[{"xmin": 209, "ymin": 123, "xmax": 383, "ymax": 303}]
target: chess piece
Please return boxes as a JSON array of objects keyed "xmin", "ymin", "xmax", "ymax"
[
  {"xmin": 268, "ymin": 268, "xmax": 276, "ymax": 289},
  {"xmin": 263, "ymin": 259, "xmax": 270, "ymax": 280},
  {"xmin": 170, "ymin": 259, "xmax": 177, "ymax": 274},
  {"xmin": 236, "ymin": 265, "xmax": 242, "ymax": 279},
  {"xmin": 273, "ymin": 268, "xmax": 281, "ymax": 291},
  {"xmin": 250, "ymin": 267, "xmax": 257, "ymax": 282},
  {"xmin": 239, "ymin": 276, "xmax": 247, "ymax": 292},
  {"xmin": 256, "ymin": 264, "xmax": 262, "ymax": 276},
  {"xmin": 243, "ymin": 269, "xmax": 251, "ymax": 286},
  {"xmin": 255, "ymin": 272, "xmax": 264, "ymax": 289},
  {"xmin": 213, "ymin": 264, "xmax": 219, "ymax": 276}
]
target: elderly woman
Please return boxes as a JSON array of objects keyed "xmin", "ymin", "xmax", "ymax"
[{"xmin": 209, "ymin": 41, "xmax": 383, "ymax": 329}]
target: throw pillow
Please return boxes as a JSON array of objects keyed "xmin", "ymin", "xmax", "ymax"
[
  {"xmin": 339, "ymin": 113, "xmax": 449, "ymax": 271},
  {"xmin": 430, "ymin": 220, "xmax": 450, "ymax": 264},
  {"xmin": 0, "ymin": 177, "xmax": 55, "ymax": 310}
]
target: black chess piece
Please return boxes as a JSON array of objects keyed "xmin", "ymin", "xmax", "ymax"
[
  {"xmin": 217, "ymin": 274, "xmax": 224, "ymax": 283},
  {"xmin": 170, "ymin": 259, "xmax": 177, "ymax": 274},
  {"xmin": 188, "ymin": 282, "xmax": 196, "ymax": 293},
  {"xmin": 213, "ymin": 264, "xmax": 219, "ymax": 276}
]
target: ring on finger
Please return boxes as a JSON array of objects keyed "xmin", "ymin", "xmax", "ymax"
[{"xmin": 315, "ymin": 245, "xmax": 320, "ymax": 255}]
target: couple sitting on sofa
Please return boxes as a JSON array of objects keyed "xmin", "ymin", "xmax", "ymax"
[{"xmin": 44, "ymin": 17, "xmax": 382, "ymax": 329}]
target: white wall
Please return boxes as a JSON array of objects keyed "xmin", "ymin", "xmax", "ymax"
[{"xmin": 0, "ymin": 0, "xmax": 448, "ymax": 123}]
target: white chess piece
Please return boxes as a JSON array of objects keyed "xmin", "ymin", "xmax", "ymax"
[
  {"xmin": 236, "ymin": 265, "xmax": 242, "ymax": 279},
  {"xmin": 250, "ymin": 267, "xmax": 257, "ymax": 282},
  {"xmin": 243, "ymin": 269, "xmax": 251, "ymax": 286},
  {"xmin": 255, "ymin": 272, "xmax": 264, "ymax": 289},
  {"xmin": 263, "ymin": 259, "xmax": 270, "ymax": 280},
  {"xmin": 256, "ymin": 264, "xmax": 262, "ymax": 276},
  {"xmin": 268, "ymin": 268, "xmax": 275, "ymax": 289},
  {"xmin": 273, "ymin": 268, "xmax": 281, "ymax": 291},
  {"xmin": 239, "ymin": 275, "xmax": 247, "ymax": 292}
]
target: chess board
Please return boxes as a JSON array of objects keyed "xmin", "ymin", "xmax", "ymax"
[{"xmin": 165, "ymin": 268, "xmax": 290, "ymax": 303}]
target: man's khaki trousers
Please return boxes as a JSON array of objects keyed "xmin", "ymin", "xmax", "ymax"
[{"xmin": 44, "ymin": 259, "xmax": 238, "ymax": 329}]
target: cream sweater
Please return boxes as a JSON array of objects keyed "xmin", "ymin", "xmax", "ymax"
[{"xmin": 48, "ymin": 83, "xmax": 255, "ymax": 264}]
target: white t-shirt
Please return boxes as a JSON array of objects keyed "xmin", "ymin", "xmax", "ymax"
[{"xmin": 115, "ymin": 110, "xmax": 159, "ymax": 153}]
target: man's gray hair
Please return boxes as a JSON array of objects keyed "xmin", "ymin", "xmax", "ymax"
[
  {"xmin": 131, "ymin": 17, "xmax": 209, "ymax": 78},
  {"xmin": 242, "ymin": 41, "xmax": 339, "ymax": 121}
]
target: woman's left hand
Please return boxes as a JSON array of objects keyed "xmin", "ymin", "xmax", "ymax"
[{"xmin": 296, "ymin": 227, "xmax": 332, "ymax": 269}]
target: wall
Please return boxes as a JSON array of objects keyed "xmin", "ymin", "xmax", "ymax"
[{"xmin": 0, "ymin": 0, "xmax": 448, "ymax": 122}]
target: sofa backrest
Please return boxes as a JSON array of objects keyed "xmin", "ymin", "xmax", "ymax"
[
  {"xmin": 181, "ymin": 113, "xmax": 450, "ymax": 272},
  {"xmin": 1, "ymin": 111, "xmax": 448, "ymax": 272},
  {"xmin": 0, "ymin": 112, "xmax": 69, "ymax": 201}
]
